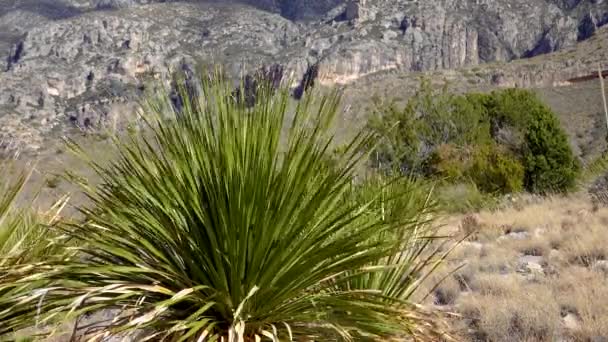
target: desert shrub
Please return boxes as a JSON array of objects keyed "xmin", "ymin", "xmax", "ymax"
[
  {"xmin": 367, "ymin": 99, "xmax": 423, "ymax": 173},
  {"xmin": 0, "ymin": 166, "xmax": 66, "ymax": 265},
  {"xmin": 522, "ymin": 104, "xmax": 580, "ymax": 193},
  {"xmin": 367, "ymin": 80, "xmax": 492, "ymax": 175},
  {"xmin": 0, "ymin": 72, "xmax": 450, "ymax": 340},
  {"xmin": 467, "ymin": 144, "xmax": 524, "ymax": 194},
  {"xmin": 485, "ymin": 88, "xmax": 580, "ymax": 193},
  {"xmin": 368, "ymin": 81, "xmax": 578, "ymax": 195},
  {"xmin": 0, "ymin": 170, "xmax": 34, "ymax": 267},
  {"xmin": 486, "ymin": 88, "xmax": 541, "ymax": 132},
  {"xmin": 346, "ymin": 173, "xmax": 437, "ymax": 225},
  {"xmin": 448, "ymin": 93, "xmax": 493, "ymax": 146},
  {"xmin": 427, "ymin": 143, "xmax": 524, "ymax": 194},
  {"xmin": 427, "ymin": 144, "xmax": 472, "ymax": 181}
]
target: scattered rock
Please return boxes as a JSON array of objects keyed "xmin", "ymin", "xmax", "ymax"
[
  {"xmin": 382, "ymin": 30, "xmax": 398, "ymax": 41},
  {"xmin": 592, "ymin": 260, "xmax": 608, "ymax": 274},
  {"xmin": 562, "ymin": 312, "xmax": 581, "ymax": 330},
  {"xmin": 516, "ymin": 255, "xmax": 545, "ymax": 275},
  {"xmin": 498, "ymin": 231, "xmax": 530, "ymax": 242}
]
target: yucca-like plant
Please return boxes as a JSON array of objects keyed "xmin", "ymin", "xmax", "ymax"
[
  {"xmin": 0, "ymin": 169, "xmax": 30, "ymax": 265},
  {"xmin": 339, "ymin": 176, "xmax": 457, "ymax": 339},
  {"xmin": 0, "ymin": 72, "xmax": 449, "ymax": 341},
  {"xmin": 0, "ymin": 165, "xmax": 68, "ymax": 337}
]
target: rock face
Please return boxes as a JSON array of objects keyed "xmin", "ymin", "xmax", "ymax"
[
  {"xmin": 1, "ymin": 0, "xmax": 608, "ymax": 153},
  {"xmin": 0, "ymin": 1, "xmax": 303, "ymax": 153}
]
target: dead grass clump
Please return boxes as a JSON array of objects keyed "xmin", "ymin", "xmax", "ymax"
[
  {"xmin": 473, "ymin": 245, "xmax": 518, "ymax": 274},
  {"xmin": 457, "ymin": 284, "xmax": 561, "ymax": 342},
  {"xmin": 599, "ymin": 214, "xmax": 608, "ymax": 226},
  {"xmin": 452, "ymin": 265, "xmax": 475, "ymax": 293},
  {"xmin": 469, "ymin": 273, "xmax": 520, "ymax": 297},
  {"xmin": 511, "ymin": 237, "xmax": 551, "ymax": 257},
  {"xmin": 443, "ymin": 194, "xmax": 608, "ymax": 339},
  {"xmin": 561, "ymin": 224, "xmax": 608, "ymax": 267},
  {"xmin": 472, "ymin": 226, "xmax": 504, "ymax": 242},
  {"xmin": 554, "ymin": 267, "xmax": 608, "ymax": 339},
  {"xmin": 500, "ymin": 224, "xmax": 528, "ymax": 235},
  {"xmin": 560, "ymin": 218, "xmax": 577, "ymax": 232},
  {"xmin": 545, "ymin": 229, "xmax": 566, "ymax": 251},
  {"xmin": 477, "ymin": 195, "xmax": 590, "ymax": 234},
  {"xmin": 459, "ymin": 214, "xmax": 482, "ymax": 238},
  {"xmin": 415, "ymin": 261, "xmax": 467, "ymax": 306},
  {"xmin": 432, "ymin": 274, "xmax": 463, "ymax": 306},
  {"xmin": 450, "ymin": 241, "xmax": 483, "ymax": 260}
]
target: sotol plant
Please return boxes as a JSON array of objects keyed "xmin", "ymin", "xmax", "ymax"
[
  {"xmin": 0, "ymin": 73, "xmax": 449, "ymax": 341},
  {"xmin": 0, "ymin": 165, "xmax": 67, "ymax": 337}
]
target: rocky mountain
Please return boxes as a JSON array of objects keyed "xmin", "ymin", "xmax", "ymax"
[{"xmin": 1, "ymin": 0, "xmax": 608, "ymax": 154}]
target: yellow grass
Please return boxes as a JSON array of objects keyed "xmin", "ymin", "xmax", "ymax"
[{"xmin": 431, "ymin": 194, "xmax": 608, "ymax": 340}]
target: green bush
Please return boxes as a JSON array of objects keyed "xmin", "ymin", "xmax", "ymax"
[
  {"xmin": 367, "ymin": 98, "xmax": 423, "ymax": 173},
  {"xmin": 467, "ymin": 144, "xmax": 524, "ymax": 194},
  {"xmin": 523, "ymin": 104, "xmax": 580, "ymax": 193},
  {"xmin": 427, "ymin": 143, "xmax": 472, "ymax": 181},
  {"xmin": 368, "ymin": 81, "xmax": 579, "ymax": 195},
  {"xmin": 428, "ymin": 144, "xmax": 524, "ymax": 194},
  {"xmin": 486, "ymin": 88, "xmax": 580, "ymax": 193},
  {"xmin": 367, "ymin": 80, "xmax": 491, "ymax": 174},
  {"xmin": 486, "ymin": 88, "xmax": 541, "ymax": 130},
  {"xmin": 448, "ymin": 93, "xmax": 493, "ymax": 146}
]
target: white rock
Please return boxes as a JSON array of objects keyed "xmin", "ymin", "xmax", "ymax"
[
  {"xmin": 517, "ymin": 255, "xmax": 544, "ymax": 274},
  {"xmin": 563, "ymin": 312, "xmax": 581, "ymax": 330},
  {"xmin": 497, "ymin": 231, "xmax": 530, "ymax": 242},
  {"xmin": 592, "ymin": 260, "xmax": 608, "ymax": 274},
  {"xmin": 382, "ymin": 30, "xmax": 399, "ymax": 41}
]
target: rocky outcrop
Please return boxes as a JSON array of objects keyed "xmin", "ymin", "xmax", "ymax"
[
  {"xmin": 0, "ymin": 1, "xmax": 302, "ymax": 152},
  {"xmin": 1, "ymin": 0, "xmax": 608, "ymax": 153},
  {"xmin": 316, "ymin": 0, "xmax": 605, "ymax": 79}
]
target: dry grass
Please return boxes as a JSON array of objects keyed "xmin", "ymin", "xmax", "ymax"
[
  {"xmin": 509, "ymin": 237, "xmax": 551, "ymax": 257},
  {"xmin": 561, "ymin": 221, "xmax": 608, "ymax": 267},
  {"xmin": 435, "ymin": 194, "xmax": 608, "ymax": 341},
  {"xmin": 555, "ymin": 266, "xmax": 608, "ymax": 340},
  {"xmin": 431, "ymin": 274, "xmax": 462, "ymax": 306},
  {"xmin": 457, "ymin": 284, "xmax": 562, "ymax": 342}
]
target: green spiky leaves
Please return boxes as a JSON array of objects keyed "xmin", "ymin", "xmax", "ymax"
[{"xmin": 0, "ymin": 71, "xmax": 450, "ymax": 341}]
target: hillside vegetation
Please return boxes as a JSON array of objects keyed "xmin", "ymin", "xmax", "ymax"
[
  {"xmin": 367, "ymin": 81, "xmax": 581, "ymax": 199},
  {"xmin": 431, "ymin": 194, "xmax": 608, "ymax": 341},
  {"xmin": 0, "ymin": 73, "xmax": 455, "ymax": 341},
  {"xmin": 0, "ymin": 68, "xmax": 606, "ymax": 341}
]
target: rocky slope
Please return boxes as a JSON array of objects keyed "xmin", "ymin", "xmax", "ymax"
[{"xmin": 1, "ymin": 0, "xmax": 608, "ymax": 154}]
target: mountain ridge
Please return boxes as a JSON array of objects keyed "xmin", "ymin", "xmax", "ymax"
[{"xmin": 1, "ymin": 0, "xmax": 607, "ymax": 154}]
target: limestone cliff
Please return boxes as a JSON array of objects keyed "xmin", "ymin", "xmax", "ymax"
[{"xmin": 0, "ymin": 0, "xmax": 607, "ymax": 153}]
